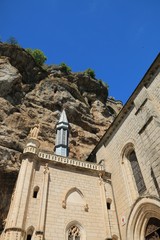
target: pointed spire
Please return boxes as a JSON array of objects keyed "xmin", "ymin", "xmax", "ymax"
[
  {"xmin": 58, "ymin": 109, "xmax": 68, "ymax": 124},
  {"xmin": 54, "ymin": 110, "xmax": 69, "ymax": 157}
]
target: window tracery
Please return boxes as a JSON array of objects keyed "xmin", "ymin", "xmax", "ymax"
[
  {"xmin": 122, "ymin": 143, "xmax": 146, "ymax": 197},
  {"xmin": 68, "ymin": 225, "xmax": 80, "ymax": 240}
]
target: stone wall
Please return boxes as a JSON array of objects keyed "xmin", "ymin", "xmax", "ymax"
[
  {"xmin": 28, "ymin": 159, "xmax": 118, "ymax": 239},
  {"xmin": 96, "ymin": 66, "xmax": 160, "ymax": 239},
  {"xmin": 1, "ymin": 137, "xmax": 120, "ymax": 240}
]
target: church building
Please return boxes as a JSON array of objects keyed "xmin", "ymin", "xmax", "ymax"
[{"xmin": 0, "ymin": 53, "xmax": 160, "ymax": 240}]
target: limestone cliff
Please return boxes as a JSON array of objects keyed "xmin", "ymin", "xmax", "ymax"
[{"xmin": 0, "ymin": 43, "xmax": 122, "ymax": 231}]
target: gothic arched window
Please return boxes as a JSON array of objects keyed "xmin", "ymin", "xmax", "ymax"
[
  {"xmin": 68, "ymin": 225, "xmax": 80, "ymax": 240},
  {"xmin": 112, "ymin": 235, "xmax": 118, "ymax": 240},
  {"xmin": 33, "ymin": 186, "xmax": 39, "ymax": 198},
  {"xmin": 106, "ymin": 198, "xmax": 112, "ymax": 210},
  {"xmin": 26, "ymin": 226, "xmax": 34, "ymax": 240},
  {"xmin": 127, "ymin": 150, "xmax": 146, "ymax": 194}
]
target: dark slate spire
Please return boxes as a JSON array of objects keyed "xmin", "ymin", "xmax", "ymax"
[{"xmin": 54, "ymin": 110, "xmax": 69, "ymax": 157}]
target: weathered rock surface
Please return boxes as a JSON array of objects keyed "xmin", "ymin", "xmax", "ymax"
[
  {"xmin": 0, "ymin": 57, "xmax": 22, "ymax": 97},
  {"xmin": 0, "ymin": 43, "xmax": 123, "ymax": 231}
]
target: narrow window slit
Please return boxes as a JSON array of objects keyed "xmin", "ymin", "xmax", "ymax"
[{"xmin": 33, "ymin": 186, "xmax": 39, "ymax": 198}]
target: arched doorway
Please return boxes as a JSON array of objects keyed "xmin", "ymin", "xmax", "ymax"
[
  {"xmin": 126, "ymin": 196, "xmax": 160, "ymax": 240},
  {"xmin": 145, "ymin": 218, "xmax": 160, "ymax": 240}
]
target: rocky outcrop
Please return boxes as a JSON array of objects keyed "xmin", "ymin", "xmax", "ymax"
[
  {"xmin": 0, "ymin": 57, "xmax": 22, "ymax": 97},
  {"xmin": 0, "ymin": 43, "xmax": 123, "ymax": 231},
  {"xmin": 0, "ymin": 43, "xmax": 47, "ymax": 84}
]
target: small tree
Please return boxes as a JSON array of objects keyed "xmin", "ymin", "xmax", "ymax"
[
  {"xmin": 84, "ymin": 68, "xmax": 95, "ymax": 78},
  {"xmin": 60, "ymin": 62, "xmax": 71, "ymax": 73},
  {"xmin": 7, "ymin": 36, "xmax": 19, "ymax": 45},
  {"xmin": 26, "ymin": 48, "xmax": 47, "ymax": 66}
]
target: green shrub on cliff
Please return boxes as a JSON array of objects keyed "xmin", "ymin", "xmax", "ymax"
[
  {"xmin": 26, "ymin": 48, "xmax": 47, "ymax": 66},
  {"xmin": 60, "ymin": 62, "xmax": 71, "ymax": 73},
  {"xmin": 84, "ymin": 68, "xmax": 95, "ymax": 78}
]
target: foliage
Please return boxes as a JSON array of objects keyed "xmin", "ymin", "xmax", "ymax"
[
  {"xmin": 26, "ymin": 48, "xmax": 47, "ymax": 66},
  {"xmin": 60, "ymin": 62, "xmax": 71, "ymax": 73},
  {"xmin": 6, "ymin": 36, "xmax": 19, "ymax": 45},
  {"xmin": 98, "ymin": 79, "xmax": 109, "ymax": 89},
  {"xmin": 98, "ymin": 79, "xmax": 103, "ymax": 84},
  {"xmin": 84, "ymin": 68, "xmax": 95, "ymax": 78}
]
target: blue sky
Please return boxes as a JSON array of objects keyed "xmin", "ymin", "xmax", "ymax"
[{"xmin": 1, "ymin": 0, "xmax": 160, "ymax": 103}]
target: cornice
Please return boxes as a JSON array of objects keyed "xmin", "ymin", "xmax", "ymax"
[{"xmin": 23, "ymin": 145, "xmax": 107, "ymax": 175}]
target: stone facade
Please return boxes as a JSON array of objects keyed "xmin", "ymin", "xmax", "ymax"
[
  {"xmin": 0, "ymin": 139, "xmax": 119, "ymax": 240},
  {"xmin": 0, "ymin": 54, "xmax": 160, "ymax": 240},
  {"xmin": 92, "ymin": 53, "xmax": 160, "ymax": 239}
]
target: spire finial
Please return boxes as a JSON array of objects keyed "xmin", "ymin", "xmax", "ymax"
[
  {"xmin": 58, "ymin": 109, "xmax": 68, "ymax": 124},
  {"xmin": 54, "ymin": 110, "xmax": 69, "ymax": 157}
]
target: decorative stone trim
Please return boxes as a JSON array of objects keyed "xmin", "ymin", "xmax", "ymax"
[
  {"xmin": 4, "ymin": 227, "xmax": 25, "ymax": 233},
  {"xmin": 35, "ymin": 231, "xmax": 43, "ymax": 235},
  {"xmin": 23, "ymin": 146, "xmax": 37, "ymax": 154},
  {"xmin": 84, "ymin": 204, "xmax": 89, "ymax": 212},
  {"xmin": 23, "ymin": 146, "xmax": 105, "ymax": 172},
  {"xmin": 62, "ymin": 200, "xmax": 66, "ymax": 209}
]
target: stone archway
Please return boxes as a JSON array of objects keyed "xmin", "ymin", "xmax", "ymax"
[
  {"xmin": 126, "ymin": 196, "xmax": 160, "ymax": 240},
  {"xmin": 145, "ymin": 217, "xmax": 160, "ymax": 240}
]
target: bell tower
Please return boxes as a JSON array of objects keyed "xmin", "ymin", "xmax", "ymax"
[{"xmin": 54, "ymin": 110, "xmax": 69, "ymax": 157}]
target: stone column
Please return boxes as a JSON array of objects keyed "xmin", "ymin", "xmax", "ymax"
[
  {"xmin": 99, "ymin": 173, "xmax": 112, "ymax": 239},
  {"xmin": 3, "ymin": 158, "xmax": 35, "ymax": 240},
  {"xmin": 7, "ymin": 159, "xmax": 28, "ymax": 228},
  {"xmin": 104, "ymin": 179, "xmax": 121, "ymax": 240},
  {"xmin": 35, "ymin": 164, "xmax": 50, "ymax": 240}
]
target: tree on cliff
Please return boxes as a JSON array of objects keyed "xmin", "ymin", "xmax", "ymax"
[
  {"xmin": 26, "ymin": 48, "xmax": 47, "ymax": 66},
  {"xmin": 7, "ymin": 36, "xmax": 19, "ymax": 45}
]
